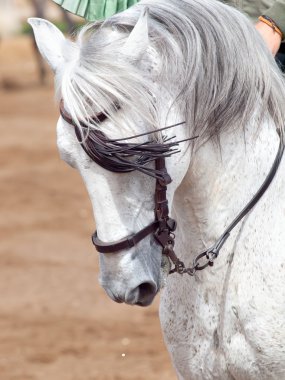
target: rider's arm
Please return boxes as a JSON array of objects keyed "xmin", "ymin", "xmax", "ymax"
[{"xmin": 256, "ymin": 0, "xmax": 285, "ymax": 55}]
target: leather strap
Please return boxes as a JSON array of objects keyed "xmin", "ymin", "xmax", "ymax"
[{"xmin": 92, "ymin": 221, "xmax": 159, "ymax": 253}]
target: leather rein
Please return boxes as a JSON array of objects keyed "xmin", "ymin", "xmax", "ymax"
[{"xmin": 60, "ymin": 101, "xmax": 284, "ymax": 276}]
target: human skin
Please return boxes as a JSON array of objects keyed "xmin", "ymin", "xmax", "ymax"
[{"xmin": 255, "ymin": 20, "xmax": 282, "ymax": 55}]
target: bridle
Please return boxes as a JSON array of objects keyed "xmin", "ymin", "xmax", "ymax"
[
  {"xmin": 60, "ymin": 101, "xmax": 284, "ymax": 276},
  {"xmin": 92, "ymin": 156, "xmax": 181, "ymax": 266}
]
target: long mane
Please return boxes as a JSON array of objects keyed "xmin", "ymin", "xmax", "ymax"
[{"xmin": 58, "ymin": 0, "xmax": 285, "ymax": 141}]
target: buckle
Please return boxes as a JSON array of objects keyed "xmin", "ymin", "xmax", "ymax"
[
  {"xmin": 154, "ymin": 229, "xmax": 170, "ymax": 247},
  {"xmin": 167, "ymin": 218, "xmax": 177, "ymax": 231}
]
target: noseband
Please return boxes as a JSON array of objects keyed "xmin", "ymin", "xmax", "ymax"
[{"xmin": 60, "ymin": 101, "xmax": 284, "ymax": 276}]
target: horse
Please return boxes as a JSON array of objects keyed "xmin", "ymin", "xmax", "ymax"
[{"xmin": 28, "ymin": 0, "xmax": 285, "ymax": 378}]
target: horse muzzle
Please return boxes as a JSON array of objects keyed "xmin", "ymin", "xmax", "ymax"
[{"xmin": 101, "ymin": 279, "xmax": 158, "ymax": 307}]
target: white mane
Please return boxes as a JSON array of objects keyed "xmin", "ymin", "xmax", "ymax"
[{"xmin": 58, "ymin": 0, "xmax": 285, "ymax": 141}]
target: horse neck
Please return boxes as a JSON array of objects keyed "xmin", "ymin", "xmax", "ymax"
[{"xmin": 172, "ymin": 118, "xmax": 281, "ymax": 262}]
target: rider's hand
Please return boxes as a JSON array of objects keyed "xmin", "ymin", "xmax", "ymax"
[{"xmin": 255, "ymin": 20, "xmax": 282, "ymax": 56}]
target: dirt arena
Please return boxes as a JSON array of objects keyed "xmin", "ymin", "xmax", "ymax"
[{"xmin": 0, "ymin": 36, "xmax": 176, "ymax": 380}]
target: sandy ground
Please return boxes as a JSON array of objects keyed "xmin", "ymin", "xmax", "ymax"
[{"xmin": 0, "ymin": 36, "xmax": 176, "ymax": 380}]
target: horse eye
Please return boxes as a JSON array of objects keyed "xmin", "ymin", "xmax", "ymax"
[
  {"xmin": 95, "ymin": 112, "xmax": 108, "ymax": 124},
  {"xmin": 94, "ymin": 103, "xmax": 121, "ymax": 124}
]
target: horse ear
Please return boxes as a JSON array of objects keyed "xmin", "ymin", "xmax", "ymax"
[
  {"xmin": 122, "ymin": 7, "xmax": 149, "ymax": 59},
  {"xmin": 28, "ymin": 18, "xmax": 65, "ymax": 72}
]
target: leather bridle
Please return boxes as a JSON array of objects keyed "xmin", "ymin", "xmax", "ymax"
[
  {"xmin": 60, "ymin": 101, "xmax": 284, "ymax": 275},
  {"xmin": 92, "ymin": 156, "xmax": 184, "ymax": 271}
]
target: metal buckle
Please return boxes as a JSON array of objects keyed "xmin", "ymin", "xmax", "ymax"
[{"xmin": 167, "ymin": 218, "xmax": 177, "ymax": 231}]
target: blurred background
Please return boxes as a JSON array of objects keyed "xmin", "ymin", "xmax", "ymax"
[{"xmin": 0, "ymin": 1, "xmax": 175, "ymax": 379}]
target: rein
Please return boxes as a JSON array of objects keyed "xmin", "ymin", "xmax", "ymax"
[{"xmin": 60, "ymin": 101, "xmax": 284, "ymax": 276}]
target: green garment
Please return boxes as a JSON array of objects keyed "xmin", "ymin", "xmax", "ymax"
[
  {"xmin": 53, "ymin": 0, "xmax": 285, "ymax": 35},
  {"xmin": 53, "ymin": 0, "xmax": 139, "ymax": 21},
  {"xmin": 224, "ymin": 0, "xmax": 285, "ymax": 35}
]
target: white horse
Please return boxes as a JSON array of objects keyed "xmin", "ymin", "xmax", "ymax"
[{"xmin": 29, "ymin": 0, "xmax": 285, "ymax": 378}]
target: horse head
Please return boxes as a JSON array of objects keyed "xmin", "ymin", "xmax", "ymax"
[{"xmin": 28, "ymin": 12, "xmax": 191, "ymax": 306}]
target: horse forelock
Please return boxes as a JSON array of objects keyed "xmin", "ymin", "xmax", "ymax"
[{"xmin": 58, "ymin": 0, "xmax": 285, "ymax": 141}]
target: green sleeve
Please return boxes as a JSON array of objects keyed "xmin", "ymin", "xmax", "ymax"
[
  {"xmin": 53, "ymin": 0, "xmax": 139, "ymax": 21},
  {"xmin": 264, "ymin": 0, "xmax": 285, "ymax": 35}
]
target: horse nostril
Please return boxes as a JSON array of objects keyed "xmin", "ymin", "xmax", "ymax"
[
  {"xmin": 138, "ymin": 282, "xmax": 155, "ymax": 297},
  {"xmin": 136, "ymin": 282, "xmax": 157, "ymax": 306},
  {"xmin": 124, "ymin": 281, "xmax": 157, "ymax": 306}
]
